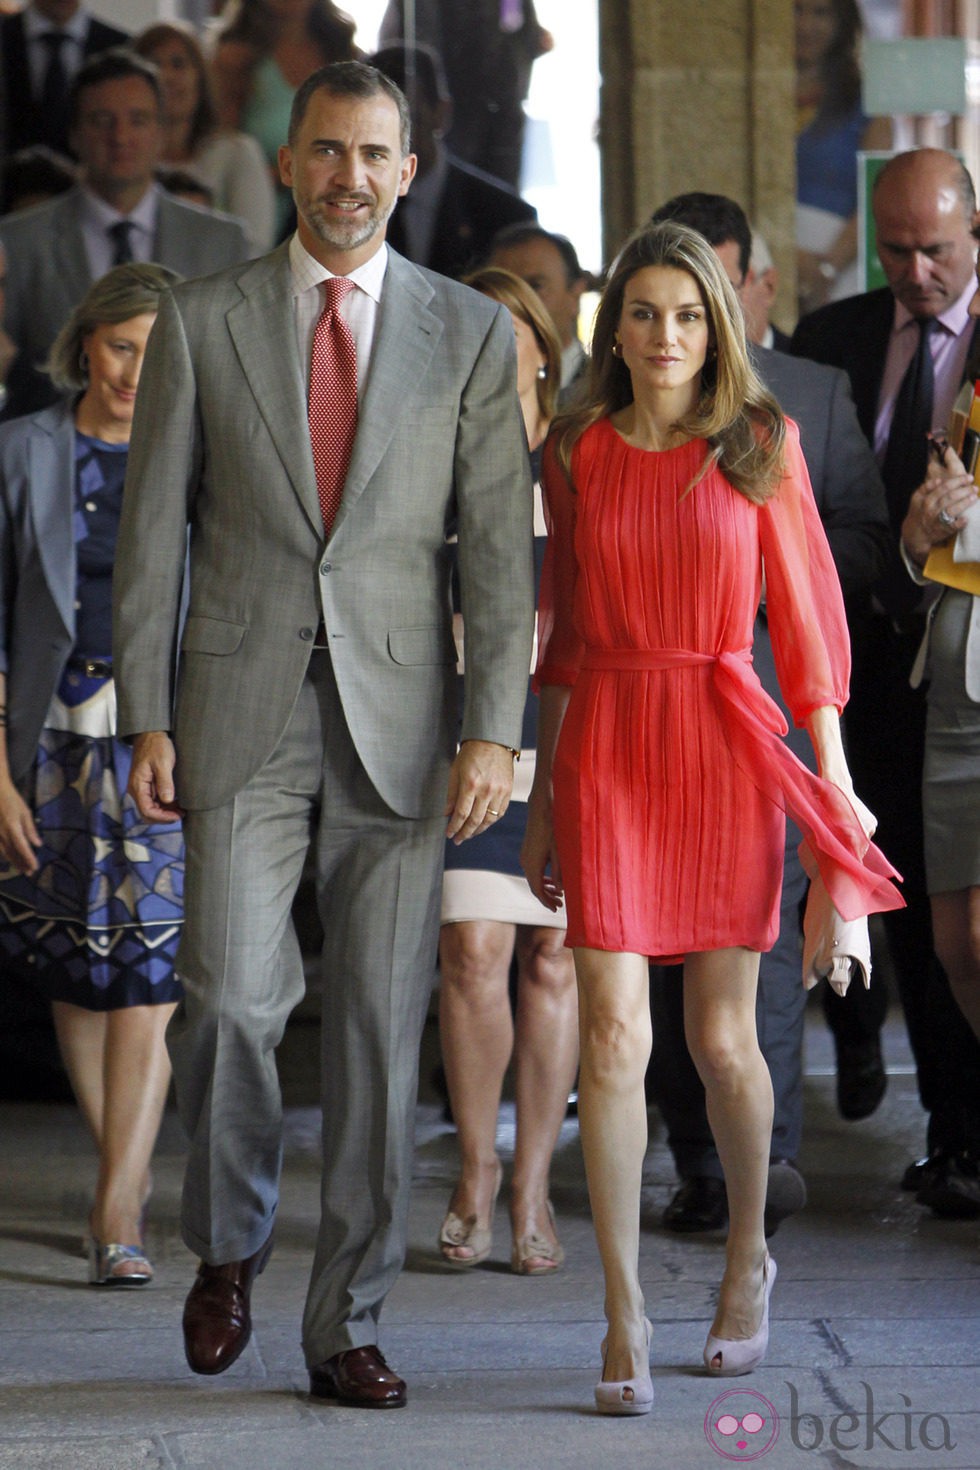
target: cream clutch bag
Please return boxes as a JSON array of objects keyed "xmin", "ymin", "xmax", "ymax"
[{"xmin": 802, "ymin": 871, "xmax": 872, "ymax": 996}]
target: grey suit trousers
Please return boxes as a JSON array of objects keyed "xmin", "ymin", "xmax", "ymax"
[{"xmin": 168, "ymin": 649, "xmax": 444, "ymax": 1364}]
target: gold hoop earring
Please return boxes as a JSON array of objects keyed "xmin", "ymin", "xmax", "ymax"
[{"xmin": 612, "ymin": 341, "xmax": 623, "ymax": 359}]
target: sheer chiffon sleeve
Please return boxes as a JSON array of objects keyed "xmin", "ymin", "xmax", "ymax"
[
  {"xmin": 758, "ymin": 418, "xmax": 851, "ymax": 726},
  {"xmin": 533, "ymin": 433, "xmax": 585, "ymax": 690}
]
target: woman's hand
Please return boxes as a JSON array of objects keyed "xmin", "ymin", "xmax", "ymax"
[
  {"xmin": 901, "ymin": 446, "xmax": 977, "ymax": 568},
  {"xmin": 520, "ymin": 791, "xmax": 564, "ymax": 911},
  {"xmin": 828, "ymin": 777, "xmax": 878, "ymax": 843},
  {"xmin": 806, "ymin": 707, "xmax": 878, "ymax": 844},
  {"xmin": 0, "ymin": 776, "xmax": 41, "ymax": 875}
]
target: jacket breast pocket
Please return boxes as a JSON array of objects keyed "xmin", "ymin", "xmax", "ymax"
[
  {"xmin": 180, "ymin": 615, "xmax": 247, "ymax": 656},
  {"xmin": 387, "ymin": 625, "xmax": 456, "ymax": 666}
]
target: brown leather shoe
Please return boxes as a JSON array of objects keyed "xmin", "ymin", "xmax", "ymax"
[
  {"xmin": 182, "ymin": 1234, "xmax": 273, "ymax": 1375},
  {"xmin": 309, "ymin": 1345, "xmax": 407, "ymax": 1408}
]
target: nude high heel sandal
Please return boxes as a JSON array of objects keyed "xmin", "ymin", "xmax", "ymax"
[
  {"xmin": 703, "ymin": 1256, "xmax": 777, "ymax": 1376},
  {"xmin": 594, "ymin": 1317, "xmax": 654, "ymax": 1416},
  {"xmin": 438, "ymin": 1160, "xmax": 503, "ymax": 1268}
]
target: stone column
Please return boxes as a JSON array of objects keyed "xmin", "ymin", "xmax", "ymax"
[{"xmin": 598, "ymin": 0, "xmax": 795, "ymax": 321}]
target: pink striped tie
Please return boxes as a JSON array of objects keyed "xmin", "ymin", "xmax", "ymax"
[{"xmin": 308, "ymin": 276, "xmax": 358, "ymax": 535}]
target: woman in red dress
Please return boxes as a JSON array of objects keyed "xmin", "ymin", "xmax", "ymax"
[{"xmin": 522, "ymin": 222, "xmax": 901, "ymax": 1413}]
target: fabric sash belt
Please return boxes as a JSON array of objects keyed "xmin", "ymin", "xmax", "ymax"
[{"xmin": 579, "ymin": 645, "xmax": 904, "ymax": 921}]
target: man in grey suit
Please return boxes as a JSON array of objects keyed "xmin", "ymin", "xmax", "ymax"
[
  {"xmin": 0, "ymin": 49, "xmax": 247, "ymax": 420},
  {"xmin": 113, "ymin": 62, "xmax": 533, "ymax": 1408}
]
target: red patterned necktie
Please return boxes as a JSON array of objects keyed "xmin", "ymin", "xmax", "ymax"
[{"xmin": 308, "ymin": 276, "xmax": 358, "ymax": 535}]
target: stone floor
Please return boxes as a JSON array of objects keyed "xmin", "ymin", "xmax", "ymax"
[{"xmin": 0, "ymin": 1002, "xmax": 978, "ymax": 1470}]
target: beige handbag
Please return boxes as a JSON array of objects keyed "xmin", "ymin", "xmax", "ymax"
[{"xmin": 802, "ymin": 869, "xmax": 872, "ymax": 997}]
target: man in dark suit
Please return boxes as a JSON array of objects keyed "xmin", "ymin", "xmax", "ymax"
[
  {"xmin": 792, "ymin": 148, "xmax": 980, "ymax": 1219},
  {"xmin": 0, "ymin": 0, "xmax": 128, "ymax": 158},
  {"xmin": 114, "ymin": 62, "xmax": 533, "ymax": 1408},
  {"xmin": 646, "ymin": 192, "xmax": 891, "ymax": 1236},
  {"xmin": 487, "ymin": 222, "xmax": 590, "ymax": 395},
  {"xmin": 378, "ymin": 0, "xmax": 551, "ymax": 190},
  {"xmin": 370, "ymin": 42, "xmax": 536, "ymax": 280},
  {"xmin": 0, "ymin": 49, "xmax": 247, "ymax": 421}
]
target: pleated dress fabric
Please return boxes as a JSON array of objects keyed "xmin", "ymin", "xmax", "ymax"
[{"xmin": 535, "ymin": 415, "xmax": 900, "ymax": 962}]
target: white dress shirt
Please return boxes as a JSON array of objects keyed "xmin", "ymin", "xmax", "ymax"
[
  {"xmin": 873, "ymin": 275, "xmax": 977, "ymax": 462},
  {"xmin": 78, "ymin": 184, "xmax": 160, "ymax": 280},
  {"xmin": 289, "ymin": 233, "xmax": 388, "ymax": 396},
  {"xmin": 24, "ymin": 3, "xmax": 89, "ymax": 98}
]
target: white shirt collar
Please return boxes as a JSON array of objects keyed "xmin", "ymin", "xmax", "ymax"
[
  {"xmin": 79, "ymin": 180, "xmax": 159, "ymax": 235},
  {"xmin": 289, "ymin": 232, "xmax": 388, "ymax": 303}
]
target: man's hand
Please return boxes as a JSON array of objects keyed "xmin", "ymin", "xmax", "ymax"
[
  {"xmin": 901, "ymin": 447, "xmax": 976, "ymax": 567},
  {"xmin": 128, "ymin": 732, "xmax": 183, "ymax": 823},
  {"xmin": 444, "ymin": 739, "xmax": 515, "ymax": 844},
  {"xmin": 0, "ymin": 777, "xmax": 41, "ymax": 874}
]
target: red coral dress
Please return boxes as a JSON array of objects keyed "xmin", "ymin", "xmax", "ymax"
[{"xmin": 535, "ymin": 416, "xmax": 902, "ymax": 961}]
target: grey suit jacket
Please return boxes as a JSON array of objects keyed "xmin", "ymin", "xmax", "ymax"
[
  {"xmin": 113, "ymin": 245, "xmax": 535, "ymax": 817},
  {"xmin": 0, "ymin": 187, "xmax": 248, "ymax": 418},
  {"xmin": 0, "ymin": 401, "xmax": 77, "ymax": 786},
  {"xmin": 752, "ymin": 346, "xmax": 890, "ymax": 605}
]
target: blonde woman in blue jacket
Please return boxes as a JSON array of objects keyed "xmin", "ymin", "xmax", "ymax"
[{"xmin": 0, "ymin": 264, "xmax": 182, "ymax": 1286}]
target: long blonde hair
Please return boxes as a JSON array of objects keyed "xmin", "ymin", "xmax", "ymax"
[{"xmin": 554, "ymin": 221, "xmax": 785, "ymax": 505}]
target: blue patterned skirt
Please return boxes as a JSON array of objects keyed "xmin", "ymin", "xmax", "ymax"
[{"xmin": 0, "ymin": 673, "xmax": 184, "ymax": 1010}]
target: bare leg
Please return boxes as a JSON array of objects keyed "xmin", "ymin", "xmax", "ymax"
[
  {"xmin": 92, "ymin": 1003, "xmax": 176, "ymax": 1249},
  {"xmin": 932, "ymin": 889, "xmax": 980, "ymax": 1040},
  {"xmin": 510, "ymin": 925, "xmax": 578, "ymax": 1266},
  {"xmin": 438, "ymin": 920, "xmax": 514, "ymax": 1259},
  {"xmin": 51, "ymin": 1001, "xmax": 107, "ymax": 1145},
  {"xmin": 575, "ymin": 947, "xmax": 652, "ymax": 1384},
  {"xmin": 52, "ymin": 1000, "xmax": 175, "ymax": 1276},
  {"xmin": 683, "ymin": 948, "xmax": 771, "ymax": 1354}
]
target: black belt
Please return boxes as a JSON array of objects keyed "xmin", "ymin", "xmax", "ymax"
[{"xmin": 67, "ymin": 655, "xmax": 113, "ymax": 678}]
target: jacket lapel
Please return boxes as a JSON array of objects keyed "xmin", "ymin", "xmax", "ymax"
[
  {"xmin": 29, "ymin": 405, "xmax": 77, "ymax": 640},
  {"xmin": 226, "ymin": 247, "xmax": 323, "ymax": 535},
  {"xmin": 52, "ymin": 196, "xmax": 98, "ymax": 319},
  {"xmin": 330, "ymin": 250, "xmax": 443, "ymax": 535},
  {"xmin": 846, "ymin": 291, "xmax": 893, "ymax": 442}
]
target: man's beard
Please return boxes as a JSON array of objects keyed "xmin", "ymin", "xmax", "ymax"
[{"xmin": 296, "ymin": 189, "xmax": 395, "ymax": 252}]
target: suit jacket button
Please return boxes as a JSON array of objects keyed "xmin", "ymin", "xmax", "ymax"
[
  {"xmin": 320, "ymin": 562, "xmax": 331, "ymax": 574},
  {"xmin": 299, "ymin": 627, "xmax": 314, "ymax": 641}
]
